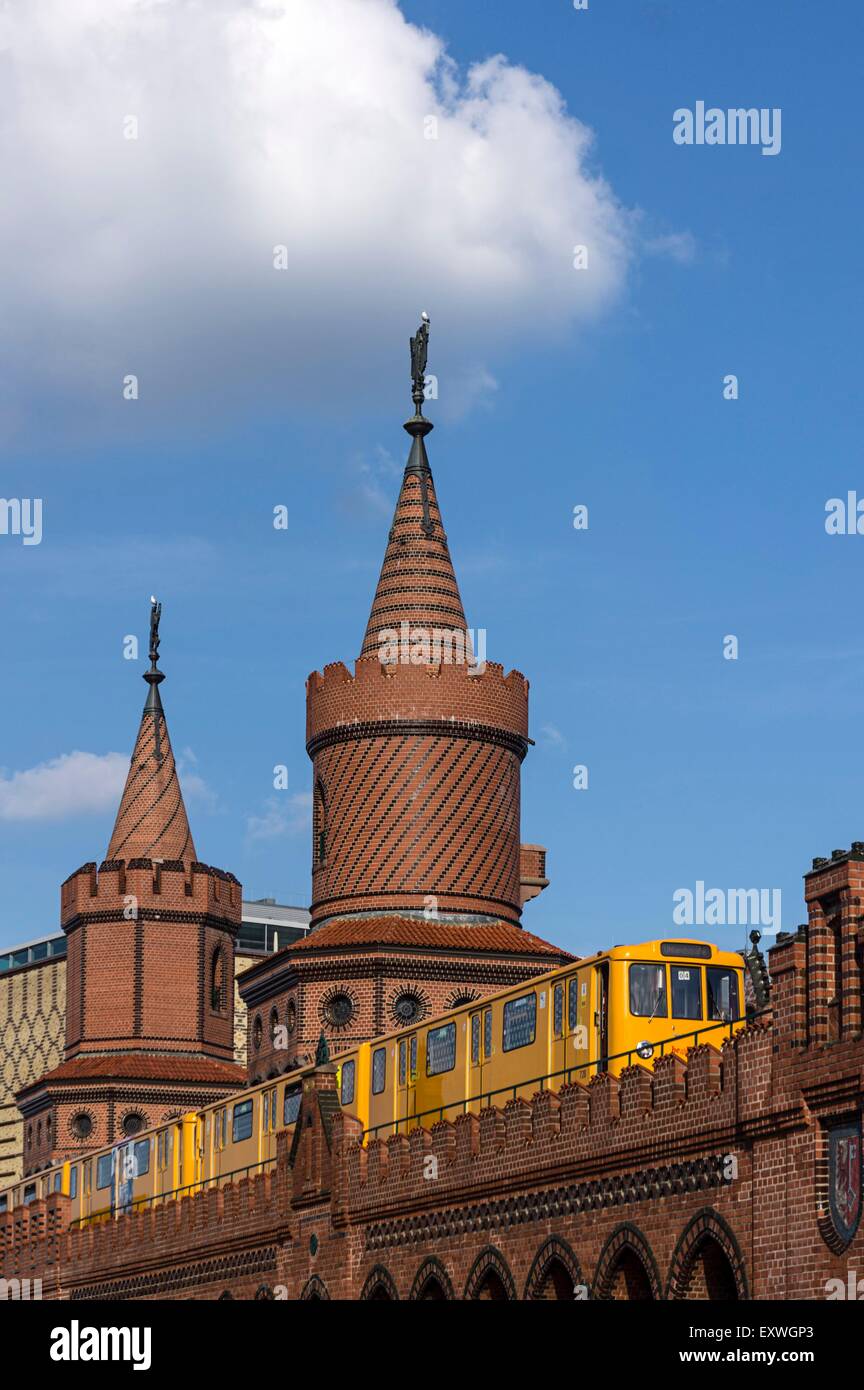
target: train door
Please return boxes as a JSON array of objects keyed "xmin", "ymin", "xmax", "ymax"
[
  {"xmin": 595, "ymin": 961, "xmax": 609, "ymax": 1071},
  {"xmin": 469, "ymin": 1010, "xmax": 484, "ymax": 1111},
  {"xmin": 396, "ymin": 1034, "xmax": 418, "ymax": 1134}
]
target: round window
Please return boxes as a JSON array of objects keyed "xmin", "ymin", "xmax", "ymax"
[
  {"xmin": 71, "ymin": 1113, "xmax": 93, "ymax": 1140},
  {"xmin": 326, "ymin": 993, "xmax": 354, "ymax": 1027},
  {"xmin": 122, "ymin": 1112, "xmax": 145, "ymax": 1137},
  {"xmin": 393, "ymin": 992, "xmax": 422, "ymax": 1024}
]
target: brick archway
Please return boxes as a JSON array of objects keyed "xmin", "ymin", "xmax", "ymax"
[
  {"xmin": 593, "ymin": 1224, "xmax": 662, "ymax": 1301},
  {"xmin": 666, "ymin": 1209, "xmax": 749, "ymax": 1301},
  {"xmin": 360, "ymin": 1265, "xmax": 400, "ymax": 1301},
  {"xmin": 463, "ymin": 1246, "xmax": 517, "ymax": 1301},
  {"xmin": 299, "ymin": 1275, "xmax": 330, "ymax": 1301},
  {"xmin": 523, "ymin": 1236, "xmax": 584, "ymax": 1300},
  {"xmin": 409, "ymin": 1257, "xmax": 455, "ymax": 1301}
]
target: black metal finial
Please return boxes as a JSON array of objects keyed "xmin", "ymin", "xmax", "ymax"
[
  {"xmin": 409, "ymin": 312, "xmax": 430, "ymax": 417},
  {"xmin": 315, "ymin": 1031, "xmax": 330, "ymax": 1067},
  {"xmin": 144, "ymin": 596, "xmax": 165, "ymax": 760}
]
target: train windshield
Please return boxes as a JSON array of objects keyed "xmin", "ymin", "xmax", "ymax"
[
  {"xmin": 670, "ymin": 966, "xmax": 702, "ymax": 1020},
  {"xmin": 706, "ymin": 966, "xmax": 740, "ymax": 1021},
  {"xmin": 629, "ymin": 964, "xmax": 667, "ymax": 1018}
]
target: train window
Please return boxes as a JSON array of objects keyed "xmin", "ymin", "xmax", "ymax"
[
  {"xmin": 134, "ymin": 1139, "xmax": 151, "ymax": 1177},
  {"xmin": 471, "ymin": 1014, "xmax": 480, "ymax": 1064},
  {"xmin": 284, "ymin": 1086, "xmax": 302, "ymax": 1125},
  {"xmin": 630, "ymin": 964, "xmax": 668, "ymax": 1018},
  {"xmin": 670, "ymin": 966, "xmax": 702, "ymax": 1020},
  {"xmin": 372, "ymin": 1048, "xmax": 387, "ymax": 1095},
  {"xmin": 568, "ymin": 979, "xmax": 579, "ymax": 1031},
  {"xmin": 263, "ymin": 1092, "xmax": 269, "ymax": 1132},
  {"xmin": 84, "ymin": 1162, "xmax": 92, "ymax": 1196},
  {"xmin": 553, "ymin": 984, "xmax": 564, "ymax": 1038},
  {"xmin": 69, "ymin": 1166, "xmax": 78, "ymax": 1200},
  {"xmin": 706, "ymin": 967, "xmax": 740, "ymax": 1022},
  {"xmin": 96, "ymin": 1154, "xmax": 113, "ymax": 1191},
  {"xmin": 409, "ymin": 1036, "xmax": 417, "ymax": 1081},
  {"xmin": 23, "ymin": 1183, "xmax": 37, "ymax": 1206},
  {"xmin": 54, "ymin": 1171, "xmax": 62, "ymax": 1192},
  {"xmin": 483, "ymin": 1009, "xmax": 492, "ymax": 1059},
  {"xmin": 232, "ymin": 1100, "xmax": 254, "ymax": 1143},
  {"xmin": 271, "ymin": 1091, "xmax": 278, "ymax": 1132},
  {"xmin": 426, "ymin": 1023, "xmax": 456, "ymax": 1076},
  {"xmin": 398, "ymin": 1040, "xmax": 406, "ymax": 1085},
  {"xmin": 503, "ymin": 993, "xmax": 537, "ymax": 1052},
  {"xmin": 340, "ymin": 1059, "xmax": 356, "ymax": 1105},
  {"xmin": 0, "ymin": 1195, "xmax": 6, "ymax": 1213}
]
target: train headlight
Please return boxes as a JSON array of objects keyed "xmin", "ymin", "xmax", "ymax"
[{"xmin": 636, "ymin": 1040, "xmax": 654, "ymax": 1061}]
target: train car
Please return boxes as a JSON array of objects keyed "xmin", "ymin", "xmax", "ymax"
[
  {"xmin": 361, "ymin": 937, "xmax": 746, "ymax": 1138},
  {"xmin": 0, "ymin": 937, "xmax": 748, "ymax": 1220}
]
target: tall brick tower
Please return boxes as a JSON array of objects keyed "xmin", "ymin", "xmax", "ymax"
[
  {"xmin": 306, "ymin": 317, "xmax": 548, "ymax": 930},
  {"xmin": 237, "ymin": 320, "xmax": 566, "ymax": 1070},
  {"xmin": 17, "ymin": 602, "xmax": 245, "ymax": 1174}
]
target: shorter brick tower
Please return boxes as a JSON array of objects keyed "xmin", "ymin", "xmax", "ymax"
[{"xmin": 17, "ymin": 602, "xmax": 246, "ymax": 1175}]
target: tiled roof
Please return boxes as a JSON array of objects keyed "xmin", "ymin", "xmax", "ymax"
[
  {"xmin": 289, "ymin": 915, "xmax": 573, "ymax": 959},
  {"xmin": 359, "ymin": 423, "xmax": 469, "ymax": 659},
  {"xmin": 17, "ymin": 1053, "xmax": 246, "ymax": 1096},
  {"xmin": 106, "ymin": 689, "xmax": 196, "ymax": 864}
]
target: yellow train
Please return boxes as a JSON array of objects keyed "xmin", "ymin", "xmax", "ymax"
[{"xmin": 0, "ymin": 937, "xmax": 745, "ymax": 1225}]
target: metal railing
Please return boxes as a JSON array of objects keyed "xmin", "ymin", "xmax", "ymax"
[
  {"xmin": 69, "ymin": 1157, "xmax": 275, "ymax": 1228},
  {"xmin": 360, "ymin": 1010, "xmax": 767, "ymax": 1142}
]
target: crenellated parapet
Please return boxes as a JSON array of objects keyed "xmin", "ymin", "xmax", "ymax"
[
  {"xmin": 306, "ymin": 656, "xmax": 529, "ymax": 754},
  {"xmin": 334, "ymin": 1028, "xmax": 784, "ymax": 1223},
  {"xmin": 60, "ymin": 859, "xmax": 241, "ymax": 929}
]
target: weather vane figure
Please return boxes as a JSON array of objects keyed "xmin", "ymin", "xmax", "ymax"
[
  {"xmin": 410, "ymin": 311, "xmax": 430, "ymax": 415},
  {"xmin": 149, "ymin": 596, "xmax": 162, "ymax": 668}
]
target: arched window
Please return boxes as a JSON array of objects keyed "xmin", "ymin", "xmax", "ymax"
[
  {"xmin": 314, "ymin": 779, "xmax": 327, "ymax": 866},
  {"xmin": 211, "ymin": 947, "xmax": 226, "ymax": 1012}
]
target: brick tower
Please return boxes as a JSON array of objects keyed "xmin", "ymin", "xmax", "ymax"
[
  {"xmin": 239, "ymin": 320, "xmax": 566, "ymax": 1068},
  {"xmin": 17, "ymin": 602, "xmax": 245, "ymax": 1174},
  {"xmin": 306, "ymin": 316, "xmax": 548, "ymax": 930}
]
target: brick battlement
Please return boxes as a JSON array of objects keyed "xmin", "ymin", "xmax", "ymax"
[
  {"xmin": 60, "ymin": 859, "xmax": 242, "ymax": 927},
  {"xmin": 336, "ymin": 1028, "xmax": 780, "ymax": 1221},
  {"xmin": 306, "ymin": 655, "xmax": 529, "ymax": 748}
]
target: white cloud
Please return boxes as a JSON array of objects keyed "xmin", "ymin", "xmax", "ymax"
[
  {"xmin": 0, "ymin": 0, "xmax": 637, "ymax": 426},
  {"xmin": 0, "ymin": 751, "xmax": 128, "ymax": 821},
  {"xmin": 540, "ymin": 723, "xmax": 566, "ymax": 748},
  {"xmin": 246, "ymin": 792, "xmax": 312, "ymax": 842}
]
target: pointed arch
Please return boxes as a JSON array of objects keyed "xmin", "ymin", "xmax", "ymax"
[
  {"xmin": 463, "ymin": 1246, "xmax": 517, "ymax": 1301},
  {"xmin": 360, "ymin": 1266, "xmax": 399, "ymax": 1301},
  {"xmin": 211, "ymin": 946, "xmax": 227, "ymax": 1012},
  {"xmin": 593, "ymin": 1223, "xmax": 662, "ymax": 1301},
  {"xmin": 666, "ymin": 1208, "xmax": 749, "ymax": 1301},
  {"xmin": 523, "ymin": 1236, "xmax": 584, "ymax": 1300},
  {"xmin": 409, "ymin": 1257, "xmax": 454, "ymax": 1301},
  {"xmin": 300, "ymin": 1274, "xmax": 330, "ymax": 1301}
]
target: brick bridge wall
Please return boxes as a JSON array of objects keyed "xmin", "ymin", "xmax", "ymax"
[{"xmin": 2, "ymin": 913, "xmax": 863, "ymax": 1301}]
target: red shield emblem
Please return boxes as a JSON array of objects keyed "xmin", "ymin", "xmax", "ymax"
[{"xmin": 829, "ymin": 1122, "xmax": 862, "ymax": 1249}]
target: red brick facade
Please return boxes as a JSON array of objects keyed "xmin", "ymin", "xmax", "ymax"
[{"xmin": 4, "ymin": 897, "xmax": 863, "ymax": 1301}]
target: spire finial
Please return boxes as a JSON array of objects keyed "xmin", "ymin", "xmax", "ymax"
[
  {"xmin": 315, "ymin": 1030, "xmax": 330, "ymax": 1066},
  {"xmin": 409, "ymin": 312, "xmax": 431, "ymax": 419},
  {"xmin": 143, "ymin": 595, "xmax": 165, "ymax": 737}
]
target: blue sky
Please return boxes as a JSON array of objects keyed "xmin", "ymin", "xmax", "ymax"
[{"xmin": 1, "ymin": 0, "xmax": 862, "ymax": 959}]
